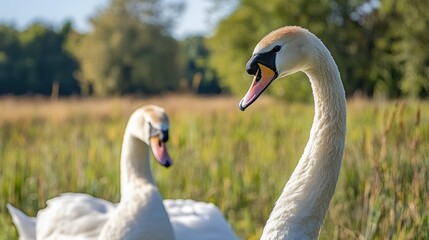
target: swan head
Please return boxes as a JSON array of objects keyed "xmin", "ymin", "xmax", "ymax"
[
  {"xmin": 127, "ymin": 105, "xmax": 172, "ymax": 167},
  {"xmin": 239, "ymin": 26, "xmax": 315, "ymax": 110}
]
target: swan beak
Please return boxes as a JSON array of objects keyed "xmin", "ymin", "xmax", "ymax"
[
  {"xmin": 239, "ymin": 63, "xmax": 277, "ymax": 111},
  {"xmin": 150, "ymin": 137, "xmax": 173, "ymax": 168}
]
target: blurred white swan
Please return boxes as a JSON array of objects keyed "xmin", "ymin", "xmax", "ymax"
[
  {"xmin": 239, "ymin": 26, "xmax": 347, "ymax": 239},
  {"xmin": 7, "ymin": 105, "xmax": 237, "ymax": 240}
]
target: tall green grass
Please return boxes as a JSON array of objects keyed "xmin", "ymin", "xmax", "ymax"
[{"xmin": 0, "ymin": 96, "xmax": 427, "ymax": 239}]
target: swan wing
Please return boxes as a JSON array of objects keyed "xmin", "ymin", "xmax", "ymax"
[
  {"xmin": 36, "ymin": 193, "xmax": 115, "ymax": 239},
  {"xmin": 164, "ymin": 199, "xmax": 237, "ymax": 240},
  {"xmin": 6, "ymin": 203, "xmax": 36, "ymax": 240}
]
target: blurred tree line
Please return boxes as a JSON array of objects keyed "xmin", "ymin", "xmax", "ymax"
[
  {"xmin": 0, "ymin": 23, "xmax": 79, "ymax": 95},
  {"xmin": 0, "ymin": 0, "xmax": 220, "ymax": 96},
  {"xmin": 0, "ymin": 0, "xmax": 427, "ymax": 99}
]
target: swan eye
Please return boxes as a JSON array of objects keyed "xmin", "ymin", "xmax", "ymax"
[{"xmin": 272, "ymin": 45, "xmax": 281, "ymax": 52}]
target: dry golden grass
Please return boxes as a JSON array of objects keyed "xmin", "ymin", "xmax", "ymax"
[{"xmin": 0, "ymin": 95, "xmax": 273, "ymax": 123}]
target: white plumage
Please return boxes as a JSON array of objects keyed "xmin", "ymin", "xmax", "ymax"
[
  {"xmin": 7, "ymin": 196, "xmax": 237, "ymax": 240},
  {"xmin": 164, "ymin": 199, "xmax": 237, "ymax": 240},
  {"xmin": 7, "ymin": 105, "xmax": 237, "ymax": 240},
  {"xmin": 240, "ymin": 26, "xmax": 347, "ymax": 239}
]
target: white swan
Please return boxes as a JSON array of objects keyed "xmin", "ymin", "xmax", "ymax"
[
  {"xmin": 239, "ymin": 26, "xmax": 347, "ymax": 239},
  {"xmin": 7, "ymin": 105, "xmax": 237, "ymax": 240}
]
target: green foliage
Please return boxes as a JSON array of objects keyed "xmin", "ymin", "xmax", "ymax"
[
  {"xmin": 68, "ymin": 0, "xmax": 182, "ymax": 96},
  {"xmin": 180, "ymin": 36, "xmax": 222, "ymax": 94},
  {"xmin": 379, "ymin": 0, "xmax": 429, "ymax": 97},
  {"xmin": 1, "ymin": 97, "xmax": 428, "ymax": 239},
  {"xmin": 208, "ymin": 0, "xmax": 429, "ymax": 100},
  {"xmin": 362, "ymin": 0, "xmax": 429, "ymax": 98},
  {"xmin": 0, "ymin": 25, "xmax": 21, "ymax": 93},
  {"xmin": 0, "ymin": 23, "xmax": 79, "ymax": 95}
]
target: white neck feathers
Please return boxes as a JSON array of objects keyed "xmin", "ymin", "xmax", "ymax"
[
  {"xmin": 99, "ymin": 124, "xmax": 175, "ymax": 239},
  {"xmin": 261, "ymin": 38, "xmax": 346, "ymax": 239},
  {"xmin": 120, "ymin": 133, "xmax": 155, "ymax": 196}
]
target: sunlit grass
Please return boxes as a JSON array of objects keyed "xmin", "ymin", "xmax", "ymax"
[{"xmin": 0, "ymin": 96, "xmax": 428, "ymax": 239}]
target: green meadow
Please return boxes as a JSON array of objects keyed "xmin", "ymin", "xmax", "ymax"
[{"xmin": 0, "ymin": 96, "xmax": 428, "ymax": 239}]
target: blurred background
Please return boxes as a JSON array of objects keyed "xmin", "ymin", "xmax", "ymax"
[
  {"xmin": 0, "ymin": 0, "xmax": 427, "ymax": 100},
  {"xmin": 1, "ymin": 0, "xmax": 428, "ymax": 239}
]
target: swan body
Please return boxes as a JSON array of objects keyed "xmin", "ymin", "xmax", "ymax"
[
  {"xmin": 240, "ymin": 26, "xmax": 346, "ymax": 239},
  {"xmin": 164, "ymin": 199, "xmax": 237, "ymax": 240},
  {"xmin": 7, "ymin": 196, "xmax": 236, "ymax": 240},
  {"xmin": 7, "ymin": 105, "xmax": 237, "ymax": 240}
]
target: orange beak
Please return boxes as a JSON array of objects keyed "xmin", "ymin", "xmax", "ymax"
[
  {"xmin": 150, "ymin": 136, "xmax": 172, "ymax": 168},
  {"xmin": 239, "ymin": 63, "xmax": 277, "ymax": 111}
]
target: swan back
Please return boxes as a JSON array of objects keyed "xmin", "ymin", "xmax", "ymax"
[
  {"xmin": 35, "ymin": 193, "xmax": 115, "ymax": 239},
  {"xmin": 100, "ymin": 185, "xmax": 174, "ymax": 240},
  {"xmin": 164, "ymin": 199, "xmax": 237, "ymax": 240}
]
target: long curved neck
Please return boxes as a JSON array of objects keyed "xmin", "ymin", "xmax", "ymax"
[
  {"xmin": 101, "ymin": 129, "xmax": 175, "ymax": 240},
  {"xmin": 261, "ymin": 43, "xmax": 346, "ymax": 239},
  {"xmin": 120, "ymin": 132, "xmax": 155, "ymax": 197}
]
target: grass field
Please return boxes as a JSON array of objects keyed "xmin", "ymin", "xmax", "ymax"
[{"xmin": 0, "ymin": 95, "xmax": 428, "ymax": 239}]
